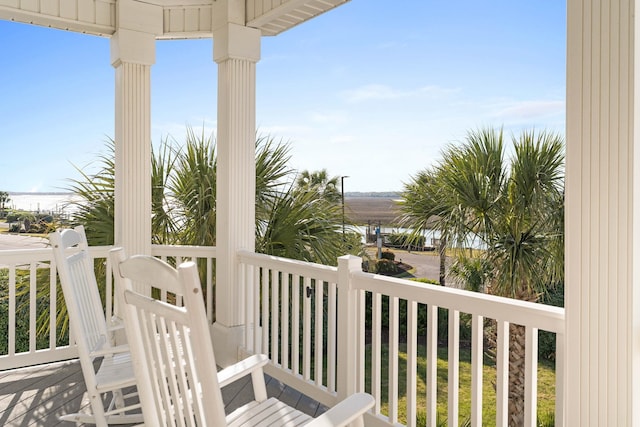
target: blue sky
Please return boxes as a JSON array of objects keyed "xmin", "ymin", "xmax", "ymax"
[{"xmin": 0, "ymin": 1, "xmax": 566, "ymax": 193}]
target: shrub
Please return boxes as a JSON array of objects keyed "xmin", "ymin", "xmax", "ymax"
[
  {"xmin": 372, "ymin": 259, "xmax": 398, "ymax": 275},
  {"xmin": 387, "ymin": 232, "xmax": 425, "ymax": 248},
  {"xmin": 6, "ymin": 213, "xmax": 20, "ymax": 222},
  {"xmin": 411, "ymin": 277, "xmax": 439, "ymax": 285},
  {"xmin": 380, "ymin": 251, "xmax": 395, "ymax": 261},
  {"xmin": 538, "ymin": 282, "xmax": 564, "ymax": 361}
]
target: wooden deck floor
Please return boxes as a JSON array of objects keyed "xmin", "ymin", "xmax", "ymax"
[{"xmin": 0, "ymin": 359, "xmax": 327, "ymax": 426}]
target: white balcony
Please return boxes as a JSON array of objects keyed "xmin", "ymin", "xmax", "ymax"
[
  {"xmin": 1, "ymin": 0, "xmax": 639, "ymax": 424},
  {"xmin": 0, "ymin": 244, "xmax": 564, "ymax": 426}
]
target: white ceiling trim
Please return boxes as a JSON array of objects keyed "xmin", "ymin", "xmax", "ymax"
[{"xmin": 0, "ymin": 0, "xmax": 115, "ymax": 36}]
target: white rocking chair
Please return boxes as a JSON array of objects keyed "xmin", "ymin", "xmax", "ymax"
[
  {"xmin": 110, "ymin": 248, "xmax": 375, "ymax": 427},
  {"xmin": 49, "ymin": 226, "xmax": 143, "ymax": 426}
]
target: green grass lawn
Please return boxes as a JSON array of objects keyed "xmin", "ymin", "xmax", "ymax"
[{"xmin": 364, "ymin": 342, "xmax": 556, "ymax": 426}]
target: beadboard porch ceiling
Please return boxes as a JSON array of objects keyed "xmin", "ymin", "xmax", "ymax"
[{"xmin": 0, "ymin": 0, "xmax": 349, "ymax": 38}]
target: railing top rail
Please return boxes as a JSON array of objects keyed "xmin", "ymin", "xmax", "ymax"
[
  {"xmin": 0, "ymin": 248, "xmax": 53, "ymax": 263},
  {"xmin": 151, "ymin": 244, "xmax": 217, "ymax": 257},
  {"xmin": 0, "ymin": 245, "xmax": 114, "ymax": 263},
  {"xmin": 0, "ymin": 244, "xmax": 218, "ymax": 268},
  {"xmin": 351, "ymin": 270, "xmax": 565, "ymax": 333},
  {"xmin": 237, "ymin": 250, "xmax": 339, "ymax": 283}
]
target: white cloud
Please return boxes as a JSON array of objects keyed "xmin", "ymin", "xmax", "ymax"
[
  {"xmin": 342, "ymin": 84, "xmax": 461, "ymax": 103},
  {"xmin": 309, "ymin": 111, "xmax": 349, "ymax": 125},
  {"xmin": 258, "ymin": 124, "xmax": 312, "ymax": 136},
  {"xmin": 329, "ymin": 135, "xmax": 355, "ymax": 144},
  {"xmin": 492, "ymin": 100, "xmax": 565, "ymax": 120}
]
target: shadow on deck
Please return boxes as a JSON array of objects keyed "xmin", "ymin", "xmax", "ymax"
[{"xmin": 0, "ymin": 359, "xmax": 327, "ymax": 426}]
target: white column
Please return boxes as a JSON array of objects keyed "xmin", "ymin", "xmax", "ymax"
[
  {"xmin": 210, "ymin": 3, "xmax": 261, "ymax": 367},
  {"xmin": 566, "ymin": 1, "xmax": 640, "ymax": 425},
  {"xmin": 110, "ymin": 0, "xmax": 161, "ymax": 261}
]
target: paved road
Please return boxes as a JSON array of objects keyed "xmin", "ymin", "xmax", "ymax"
[
  {"xmin": 0, "ymin": 233, "xmax": 49, "ymax": 250},
  {"xmin": 367, "ymin": 246, "xmax": 456, "ymax": 284}
]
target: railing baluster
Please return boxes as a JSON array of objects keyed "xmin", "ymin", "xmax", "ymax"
[
  {"xmin": 281, "ymin": 272, "xmax": 289, "ymax": 371},
  {"xmin": 496, "ymin": 320, "xmax": 510, "ymax": 427},
  {"xmin": 314, "ymin": 279, "xmax": 323, "ymax": 386},
  {"xmin": 292, "ymin": 274, "xmax": 301, "ymax": 376},
  {"xmin": 372, "ymin": 292, "xmax": 382, "ymax": 414},
  {"xmin": 388, "ymin": 296, "xmax": 399, "ymax": 424},
  {"xmin": 245, "ymin": 264, "xmax": 254, "ymax": 353},
  {"xmin": 327, "ymin": 281, "xmax": 336, "ymax": 392},
  {"xmin": 406, "ymin": 300, "xmax": 418, "ymax": 427},
  {"xmin": 448, "ymin": 309, "xmax": 460, "ymax": 426},
  {"xmin": 303, "ymin": 276, "xmax": 311, "ymax": 381},
  {"xmin": 471, "ymin": 314, "xmax": 484, "ymax": 426},
  {"xmin": 357, "ymin": 288, "xmax": 365, "ymax": 392},
  {"xmin": 271, "ymin": 268, "xmax": 279, "ymax": 365},
  {"xmin": 105, "ymin": 256, "xmax": 113, "ymax": 321},
  {"xmin": 252, "ymin": 265, "xmax": 260, "ymax": 354},
  {"xmin": 555, "ymin": 331, "xmax": 565, "ymax": 427},
  {"xmin": 426, "ymin": 304, "xmax": 438, "ymax": 427},
  {"xmin": 206, "ymin": 258, "xmax": 213, "ymax": 323},
  {"xmin": 261, "ymin": 266, "xmax": 269, "ymax": 357},
  {"xmin": 29, "ymin": 264, "xmax": 37, "ymax": 353},
  {"xmin": 50, "ymin": 262, "xmax": 57, "ymax": 349},
  {"xmin": 524, "ymin": 327, "xmax": 539, "ymax": 427},
  {"xmin": 9, "ymin": 265, "xmax": 16, "ymax": 356}
]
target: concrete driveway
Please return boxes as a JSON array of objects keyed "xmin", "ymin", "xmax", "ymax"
[{"xmin": 0, "ymin": 233, "xmax": 49, "ymax": 250}]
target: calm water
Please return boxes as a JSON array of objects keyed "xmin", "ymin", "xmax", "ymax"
[
  {"xmin": 5, "ymin": 193, "xmax": 485, "ymax": 249},
  {"xmin": 6, "ymin": 193, "xmax": 79, "ymax": 214}
]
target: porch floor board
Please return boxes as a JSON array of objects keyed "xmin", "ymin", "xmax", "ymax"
[{"xmin": 0, "ymin": 359, "xmax": 327, "ymax": 426}]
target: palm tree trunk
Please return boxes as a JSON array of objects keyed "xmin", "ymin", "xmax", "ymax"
[
  {"xmin": 508, "ymin": 322, "xmax": 526, "ymax": 426},
  {"xmin": 485, "ymin": 290, "xmax": 537, "ymax": 426},
  {"xmin": 439, "ymin": 235, "xmax": 446, "ymax": 286}
]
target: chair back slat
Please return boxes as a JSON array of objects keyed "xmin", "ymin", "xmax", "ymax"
[
  {"xmin": 115, "ymin": 253, "xmax": 227, "ymax": 426},
  {"xmin": 51, "ymin": 226, "xmax": 109, "ymax": 358}
]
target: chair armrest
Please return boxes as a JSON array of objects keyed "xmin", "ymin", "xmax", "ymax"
[
  {"xmin": 90, "ymin": 344, "xmax": 130, "ymax": 358},
  {"xmin": 107, "ymin": 316, "xmax": 125, "ymax": 333},
  {"xmin": 217, "ymin": 354, "xmax": 269, "ymax": 388},
  {"xmin": 306, "ymin": 393, "xmax": 374, "ymax": 427}
]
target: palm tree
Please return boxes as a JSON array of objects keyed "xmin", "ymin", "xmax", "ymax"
[
  {"xmin": 0, "ymin": 191, "xmax": 10, "ymax": 216},
  {"xmin": 256, "ymin": 182, "xmax": 346, "ymax": 265},
  {"xmin": 167, "ymin": 127, "xmax": 217, "ymax": 246},
  {"xmin": 400, "ymin": 127, "xmax": 564, "ymax": 426},
  {"xmin": 68, "ymin": 130, "xmax": 351, "ymax": 262},
  {"xmin": 66, "ymin": 140, "xmax": 116, "ymax": 245},
  {"xmin": 399, "ymin": 170, "xmax": 450, "ymax": 285},
  {"xmin": 295, "ymin": 169, "xmax": 341, "ymax": 203},
  {"xmin": 54, "ymin": 127, "xmax": 356, "ymax": 341}
]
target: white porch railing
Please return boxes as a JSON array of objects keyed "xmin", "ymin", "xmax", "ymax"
[
  {"xmin": 0, "ymin": 244, "xmax": 216, "ymax": 370},
  {"xmin": 2, "ymin": 244, "xmax": 565, "ymax": 427},
  {"xmin": 238, "ymin": 251, "xmax": 565, "ymax": 427}
]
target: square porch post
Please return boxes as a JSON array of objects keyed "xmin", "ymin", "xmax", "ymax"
[
  {"xmin": 211, "ymin": 0, "xmax": 261, "ymax": 367},
  {"xmin": 566, "ymin": 0, "xmax": 640, "ymax": 424}
]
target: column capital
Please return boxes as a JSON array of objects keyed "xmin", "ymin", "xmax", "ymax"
[
  {"xmin": 111, "ymin": 28, "xmax": 156, "ymax": 67},
  {"xmin": 213, "ymin": 23, "xmax": 261, "ymax": 64},
  {"xmin": 110, "ymin": 0, "xmax": 161, "ymax": 67}
]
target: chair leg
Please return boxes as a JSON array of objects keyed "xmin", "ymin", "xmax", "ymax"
[
  {"xmin": 88, "ymin": 392, "xmax": 109, "ymax": 427},
  {"xmin": 112, "ymin": 389, "xmax": 126, "ymax": 409}
]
